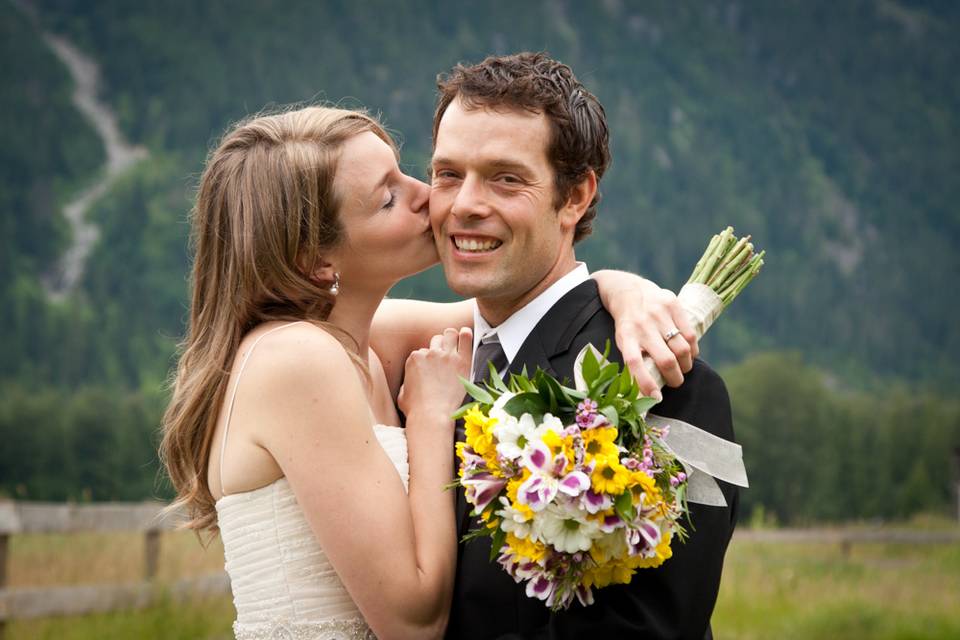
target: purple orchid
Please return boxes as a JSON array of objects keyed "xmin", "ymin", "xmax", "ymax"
[
  {"xmin": 462, "ymin": 472, "xmax": 507, "ymax": 513},
  {"xmin": 579, "ymin": 488, "xmax": 611, "ymax": 515},
  {"xmin": 518, "ymin": 441, "xmax": 591, "ymax": 511},
  {"xmin": 525, "ymin": 574, "xmax": 557, "ymax": 603},
  {"xmin": 626, "ymin": 519, "xmax": 662, "ymax": 556}
]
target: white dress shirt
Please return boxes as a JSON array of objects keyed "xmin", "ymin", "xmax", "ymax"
[{"xmin": 470, "ymin": 263, "xmax": 590, "ymax": 379}]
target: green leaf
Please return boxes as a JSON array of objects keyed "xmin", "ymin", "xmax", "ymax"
[
  {"xmin": 488, "ymin": 524, "xmax": 507, "ymax": 561},
  {"xmin": 602, "ymin": 374, "xmax": 622, "ymax": 405},
  {"xmin": 600, "ymin": 405, "xmax": 620, "ymax": 428},
  {"xmin": 624, "ymin": 418, "xmax": 643, "ymax": 443},
  {"xmin": 588, "ymin": 362, "xmax": 619, "ymax": 399},
  {"xmin": 534, "ymin": 373, "xmax": 552, "ymax": 398},
  {"xmin": 540, "ymin": 373, "xmax": 572, "ymax": 413},
  {"xmin": 452, "ymin": 401, "xmax": 479, "ymax": 420},
  {"xmin": 488, "ymin": 363, "xmax": 509, "ymax": 392},
  {"xmin": 460, "ymin": 376, "xmax": 494, "ymax": 405},
  {"xmin": 619, "ymin": 366, "xmax": 634, "ymax": 394},
  {"xmin": 599, "ymin": 362, "xmax": 620, "ymax": 383},
  {"xmin": 633, "ymin": 396, "xmax": 659, "ymax": 416},
  {"xmin": 504, "ymin": 392, "xmax": 548, "ymax": 420},
  {"xmin": 582, "ymin": 346, "xmax": 600, "ymax": 383},
  {"xmin": 614, "ymin": 491, "xmax": 636, "ymax": 522},
  {"xmin": 564, "ymin": 388, "xmax": 588, "ymax": 401}
]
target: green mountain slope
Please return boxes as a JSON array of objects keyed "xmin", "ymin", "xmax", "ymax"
[{"xmin": 4, "ymin": 0, "xmax": 958, "ymax": 392}]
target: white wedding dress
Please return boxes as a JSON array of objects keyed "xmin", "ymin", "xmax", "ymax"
[{"xmin": 214, "ymin": 323, "xmax": 409, "ymax": 639}]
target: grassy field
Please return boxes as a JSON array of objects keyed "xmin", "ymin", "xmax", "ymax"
[
  {"xmin": 4, "ymin": 521, "xmax": 960, "ymax": 639},
  {"xmin": 715, "ymin": 527, "xmax": 960, "ymax": 639}
]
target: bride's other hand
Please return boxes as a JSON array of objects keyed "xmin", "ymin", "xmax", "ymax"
[
  {"xmin": 593, "ymin": 270, "xmax": 699, "ymax": 398},
  {"xmin": 398, "ymin": 327, "xmax": 472, "ymax": 421}
]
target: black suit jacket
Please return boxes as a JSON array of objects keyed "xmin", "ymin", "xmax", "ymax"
[{"xmin": 446, "ymin": 280, "xmax": 738, "ymax": 640}]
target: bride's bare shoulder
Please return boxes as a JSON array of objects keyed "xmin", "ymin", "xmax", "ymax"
[{"xmin": 240, "ymin": 323, "xmax": 361, "ymax": 395}]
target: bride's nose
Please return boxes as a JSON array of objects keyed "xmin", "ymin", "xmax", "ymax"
[{"xmin": 409, "ymin": 178, "xmax": 430, "ymax": 215}]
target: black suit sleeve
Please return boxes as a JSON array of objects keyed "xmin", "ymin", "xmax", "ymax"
[{"xmin": 493, "ymin": 360, "xmax": 738, "ymax": 640}]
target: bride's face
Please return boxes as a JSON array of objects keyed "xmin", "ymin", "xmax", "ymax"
[{"xmin": 330, "ymin": 131, "xmax": 438, "ymax": 292}]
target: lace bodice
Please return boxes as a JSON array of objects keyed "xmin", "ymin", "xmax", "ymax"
[{"xmin": 216, "ymin": 424, "xmax": 408, "ymax": 640}]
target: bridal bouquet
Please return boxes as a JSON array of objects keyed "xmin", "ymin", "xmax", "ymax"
[{"xmin": 455, "ymin": 227, "xmax": 761, "ymax": 610}]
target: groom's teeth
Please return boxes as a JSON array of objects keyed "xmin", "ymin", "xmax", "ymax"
[{"xmin": 455, "ymin": 237, "xmax": 502, "ymax": 252}]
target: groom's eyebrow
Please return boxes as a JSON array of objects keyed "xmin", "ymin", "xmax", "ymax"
[
  {"xmin": 430, "ymin": 156, "xmax": 530, "ymax": 173},
  {"xmin": 486, "ymin": 160, "xmax": 531, "ymax": 173},
  {"xmin": 430, "ymin": 155, "xmax": 454, "ymax": 169}
]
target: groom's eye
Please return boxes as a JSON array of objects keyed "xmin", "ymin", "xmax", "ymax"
[
  {"xmin": 495, "ymin": 174, "xmax": 524, "ymax": 186},
  {"xmin": 433, "ymin": 170, "xmax": 459, "ymax": 182}
]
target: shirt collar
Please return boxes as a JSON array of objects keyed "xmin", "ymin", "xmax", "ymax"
[{"xmin": 472, "ymin": 263, "xmax": 590, "ymax": 368}]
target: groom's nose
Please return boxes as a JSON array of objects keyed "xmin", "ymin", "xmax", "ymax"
[{"xmin": 451, "ymin": 174, "xmax": 492, "ymax": 220}]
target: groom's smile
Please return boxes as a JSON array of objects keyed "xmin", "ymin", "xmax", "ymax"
[{"xmin": 451, "ymin": 234, "xmax": 503, "ymax": 255}]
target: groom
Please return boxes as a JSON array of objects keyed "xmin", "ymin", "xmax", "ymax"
[{"xmin": 429, "ymin": 53, "xmax": 739, "ymax": 639}]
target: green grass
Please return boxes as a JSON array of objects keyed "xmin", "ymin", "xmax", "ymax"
[
  {"xmin": 714, "ymin": 531, "xmax": 960, "ymax": 639},
  {"xmin": 4, "ymin": 524, "xmax": 960, "ymax": 639},
  {"xmin": 7, "ymin": 595, "xmax": 235, "ymax": 640},
  {"xmin": 5, "ymin": 531, "xmax": 232, "ymax": 639}
]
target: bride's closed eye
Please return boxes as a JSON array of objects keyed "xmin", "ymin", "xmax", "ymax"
[{"xmin": 381, "ymin": 189, "xmax": 397, "ymax": 210}]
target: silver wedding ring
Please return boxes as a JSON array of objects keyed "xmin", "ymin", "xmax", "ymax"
[{"xmin": 663, "ymin": 328, "xmax": 681, "ymax": 341}]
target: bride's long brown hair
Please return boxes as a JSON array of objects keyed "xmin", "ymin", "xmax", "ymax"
[{"xmin": 160, "ymin": 106, "xmax": 394, "ymax": 533}]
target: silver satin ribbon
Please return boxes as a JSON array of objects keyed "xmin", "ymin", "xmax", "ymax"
[{"xmin": 646, "ymin": 413, "xmax": 749, "ymax": 507}]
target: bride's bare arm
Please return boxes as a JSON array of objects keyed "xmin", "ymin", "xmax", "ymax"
[
  {"xmin": 373, "ymin": 270, "xmax": 700, "ymax": 402},
  {"xmin": 371, "ymin": 299, "xmax": 473, "ymax": 400},
  {"xmin": 254, "ymin": 326, "xmax": 468, "ymax": 640}
]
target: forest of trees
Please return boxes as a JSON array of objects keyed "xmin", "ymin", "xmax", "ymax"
[{"xmin": 1, "ymin": 0, "xmax": 958, "ymax": 523}]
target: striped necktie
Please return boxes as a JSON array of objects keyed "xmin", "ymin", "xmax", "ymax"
[{"xmin": 471, "ymin": 335, "xmax": 508, "ymax": 385}]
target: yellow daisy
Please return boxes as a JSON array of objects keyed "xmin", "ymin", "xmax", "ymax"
[
  {"xmin": 506, "ymin": 532, "xmax": 547, "ymax": 562},
  {"xmin": 464, "ymin": 406, "xmax": 498, "ymax": 458},
  {"xmin": 581, "ymin": 426, "xmax": 620, "ymax": 463},
  {"xmin": 591, "ymin": 454, "xmax": 631, "ymax": 495},
  {"xmin": 542, "ymin": 429, "xmax": 577, "ymax": 473}
]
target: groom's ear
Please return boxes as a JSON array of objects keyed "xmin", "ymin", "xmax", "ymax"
[{"xmin": 558, "ymin": 170, "xmax": 598, "ymax": 233}]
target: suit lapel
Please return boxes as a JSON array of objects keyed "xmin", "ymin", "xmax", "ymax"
[{"xmin": 512, "ymin": 279, "xmax": 604, "ymax": 379}]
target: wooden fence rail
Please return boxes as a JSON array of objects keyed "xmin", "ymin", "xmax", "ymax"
[
  {"xmin": 1, "ymin": 500, "xmax": 958, "ymax": 636},
  {"xmin": 0, "ymin": 500, "xmax": 229, "ymax": 637}
]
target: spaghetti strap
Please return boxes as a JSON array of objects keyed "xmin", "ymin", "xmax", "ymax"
[{"xmin": 218, "ymin": 321, "xmax": 305, "ymax": 497}]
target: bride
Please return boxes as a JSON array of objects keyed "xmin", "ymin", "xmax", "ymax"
[{"xmin": 160, "ymin": 106, "xmax": 697, "ymax": 639}]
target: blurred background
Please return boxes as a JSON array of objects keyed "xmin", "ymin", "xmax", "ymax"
[{"xmin": 1, "ymin": 0, "xmax": 958, "ymax": 638}]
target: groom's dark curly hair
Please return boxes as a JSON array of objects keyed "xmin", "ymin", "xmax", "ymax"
[{"xmin": 432, "ymin": 51, "xmax": 611, "ymax": 244}]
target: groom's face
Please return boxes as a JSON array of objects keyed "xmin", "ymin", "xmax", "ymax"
[{"xmin": 430, "ymin": 98, "xmax": 577, "ymax": 314}]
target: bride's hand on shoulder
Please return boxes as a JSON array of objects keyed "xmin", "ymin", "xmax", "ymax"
[
  {"xmin": 593, "ymin": 269, "xmax": 699, "ymax": 398},
  {"xmin": 398, "ymin": 327, "xmax": 472, "ymax": 423}
]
